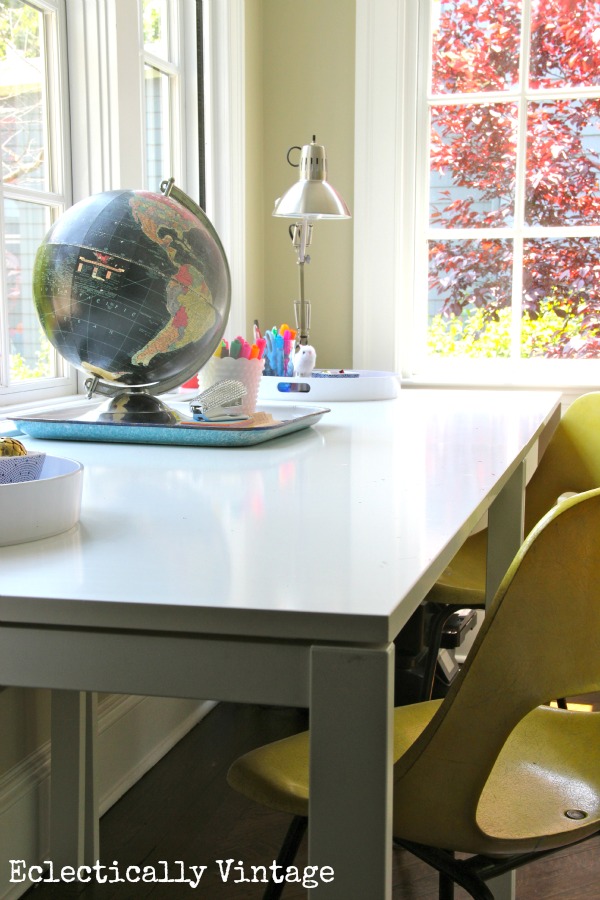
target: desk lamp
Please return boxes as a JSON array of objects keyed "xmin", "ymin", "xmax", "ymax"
[{"xmin": 273, "ymin": 136, "xmax": 350, "ymax": 347}]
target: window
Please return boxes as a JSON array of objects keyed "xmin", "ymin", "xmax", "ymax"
[
  {"xmin": 142, "ymin": 0, "xmax": 188, "ymax": 193},
  {"xmin": 354, "ymin": 0, "xmax": 600, "ymax": 386},
  {"xmin": 0, "ymin": 0, "xmax": 204, "ymax": 408},
  {"xmin": 0, "ymin": 0, "xmax": 74, "ymax": 402}
]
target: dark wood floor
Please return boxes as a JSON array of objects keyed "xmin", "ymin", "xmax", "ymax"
[{"xmin": 24, "ymin": 702, "xmax": 600, "ymax": 900}]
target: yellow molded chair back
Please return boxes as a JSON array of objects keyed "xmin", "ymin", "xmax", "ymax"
[
  {"xmin": 228, "ymin": 490, "xmax": 600, "ymax": 899},
  {"xmin": 429, "ymin": 390, "xmax": 600, "ymax": 606},
  {"xmin": 393, "ymin": 488, "xmax": 600, "ymax": 855},
  {"xmin": 525, "ymin": 391, "xmax": 600, "ymax": 532}
]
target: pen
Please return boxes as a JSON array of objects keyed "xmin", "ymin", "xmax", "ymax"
[{"xmin": 283, "ymin": 333, "xmax": 292, "ymax": 375}]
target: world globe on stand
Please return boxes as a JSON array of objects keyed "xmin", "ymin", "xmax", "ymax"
[{"xmin": 32, "ymin": 180, "xmax": 230, "ymax": 423}]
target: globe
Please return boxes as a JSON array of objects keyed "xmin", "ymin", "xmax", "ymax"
[{"xmin": 32, "ymin": 181, "xmax": 230, "ymax": 422}]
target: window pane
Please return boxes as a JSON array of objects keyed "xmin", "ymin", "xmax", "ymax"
[
  {"xmin": 4, "ymin": 198, "xmax": 55, "ymax": 382},
  {"xmin": 428, "ymin": 238, "xmax": 513, "ymax": 358},
  {"xmin": 0, "ymin": 0, "xmax": 47, "ymax": 190},
  {"xmin": 431, "ymin": 0, "xmax": 522, "ymax": 94},
  {"xmin": 522, "ymin": 236, "xmax": 600, "ymax": 358},
  {"xmin": 143, "ymin": 0, "xmax": 169, "ymax": 58},
  {"xmin": 526, "ymin": 98, "xmax": 600, "ymax": 227},
  {"xmin": 530, "ymin": 0, "xmax": 600, "ymax": 89},
  {"xmin": 145, "ymin": 64, "xmax": 170, "ymax": 191},
  {"xmin": 430, "ymin": 103, "xmax": 518, "ymax": 227}
]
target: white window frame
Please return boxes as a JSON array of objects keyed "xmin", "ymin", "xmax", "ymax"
[{"xmin": 354, "ymin": 0, "xmax": 600, "ymax": 389}]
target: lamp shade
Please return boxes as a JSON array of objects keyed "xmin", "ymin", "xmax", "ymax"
[{"xmin": 273, "ymin": 138, "xmax": 351, "ymax": 220}]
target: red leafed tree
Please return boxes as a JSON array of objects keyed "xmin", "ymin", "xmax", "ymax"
[{"xmin": 429, "ymin": 0, "xmax": 600, "ymax": 357}]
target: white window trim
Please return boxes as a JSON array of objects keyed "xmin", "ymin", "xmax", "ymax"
[
  {"xmin": 353, "ymin": 0, "xmax": 413, "ymax": 376},
  {"xmin": 201, "ymin": 0, "xmax": 246, "ymax": 342},
  {"xmin": 66, "ymin": 0, "xmax": 145, "ymax": 200},
  {"xmin": 354, "ymin": 0, "xmax": 600, "ymax": 390}
]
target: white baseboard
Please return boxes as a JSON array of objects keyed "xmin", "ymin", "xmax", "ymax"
[{"xmin": 0, "ymin": 695, "xmax": 216, "ymax": 899}]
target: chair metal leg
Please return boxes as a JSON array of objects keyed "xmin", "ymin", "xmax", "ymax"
[
  {"xmin": 263, "ymin": 815, "xmax": 308, "ymax": 900},
  {"xmin": 395, "ymin": 839, "xmax": 495, "ymax": 900},
  {"xmin": 439, "ymin": 867, "xmax": 455, "ymax": 900}
]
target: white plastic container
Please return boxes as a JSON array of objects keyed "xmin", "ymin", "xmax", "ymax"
[{"xmin": 258, "ymin": 370, "xmax": 400, "ymax": 402}]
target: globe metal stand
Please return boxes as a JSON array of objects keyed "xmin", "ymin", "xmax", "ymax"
[{"xmin": 91, "ymin": 388, "xmax": 179, "ymax": 426}]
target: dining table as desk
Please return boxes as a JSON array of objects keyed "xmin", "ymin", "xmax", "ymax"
[{"xmin": 0, "ymin": 388, "xmax": 561, "ymax": 898}]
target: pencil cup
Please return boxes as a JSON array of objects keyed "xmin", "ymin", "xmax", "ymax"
[{"xmin": 198, "ymin": 356, "xmax": 265, "ymax": 415}]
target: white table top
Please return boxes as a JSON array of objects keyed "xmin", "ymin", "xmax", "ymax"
[{"xmin": 0, "ymin": 389, "xmax": 560, "ymax": 644}]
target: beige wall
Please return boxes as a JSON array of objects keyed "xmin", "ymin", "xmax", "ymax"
[
  {"xmin": 0, "ymin": 688, "xmax": 50, "ymax": 773},
  {"xmin": 246, "ymin": 0, "xmax": 356, "ymax": 369}
]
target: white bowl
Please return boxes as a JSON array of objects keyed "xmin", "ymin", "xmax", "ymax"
[{"xmin": 0, "ymin": 455, "xmax": 83, "ymax": 546}]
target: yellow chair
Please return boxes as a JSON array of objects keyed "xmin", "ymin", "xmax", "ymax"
[
  {"xmin": 228, "ymin": 489, "xmax": 600, "ymax": 900},
  {"xmin": 419, "ymin": 389, "xmax": 600, "ymax": 701}
]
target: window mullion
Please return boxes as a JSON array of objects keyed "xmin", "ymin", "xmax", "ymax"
[
  {"xmin": 44, "ymin": 0, "xmax": 69, "ymax": 199},
  {"xmin": 3, "ymin": 184, "xmax": 65, "ymax": 207},
  {"xmin": 403, "ymin": 0, "xmax": 429, "ymax": 377},
  {"xmin": 144, "ymin": 52, "xmax": 179, "ymax": 77}
]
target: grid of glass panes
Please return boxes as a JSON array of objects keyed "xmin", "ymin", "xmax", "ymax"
[
  {"xmin": 425, "ymin": 0, "xmax": 600, "ymax": 362},
  {"xmin": 0, "ymin": 0, "xmax": 65, "ymax": 387},
  {"xmin": 143, "ymin": 0, "xmax": 180, "ymax": 191}
]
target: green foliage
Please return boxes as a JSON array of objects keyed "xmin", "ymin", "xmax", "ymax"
[
  {"xmin": 10, "ymin": 337, "xmax": 52, "ymax": 382},
  {"xmin": 142, "ymin": 1, "xmax": 162, "ymax": 46},
  {"xmin": 0, "ymin": 1, "xmax": 40, "ymax": 61},
  {"xmin": 427, "ymin": 300, "xmax": 585, "ymax": 358}
]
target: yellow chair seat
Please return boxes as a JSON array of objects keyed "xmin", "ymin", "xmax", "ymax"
[
  {"xmin": 228, "ymin": 700, "xmax": 443, "ymax": 820},
  {"xmin": 428, "ymin": 527, "xmax": 487, "ymax": 605},
  {"xmin": 475, "ymin": 706, "xmax": 600, "ymax": 849},
  {"xmin": 229, "ymin": 701, "xmax": 600, "ymax": 855}
]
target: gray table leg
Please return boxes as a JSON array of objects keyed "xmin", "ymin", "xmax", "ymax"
[
  {"xmin": 486, "ymin": 460, "xmax": 526, "ymax": 605},
  {"xmin": 50, "ymin": 690, "xmax": 98, "ymax": 868},
  {"xmin": 488, "ymin": 870, "xmax": 516, "ymax": 900},
  {"xmin": 309, "ymin": 643, "xmax": 394, "ymax": 898}
]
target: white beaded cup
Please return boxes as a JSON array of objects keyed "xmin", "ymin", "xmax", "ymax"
[{"xmin": 198, "ymin": 356, "xmax": 265, "ymax": 415}]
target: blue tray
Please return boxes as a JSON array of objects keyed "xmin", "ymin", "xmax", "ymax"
[{"xmin": 11, "ymin": 403, "xmax": 330, "ymax": 448}]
